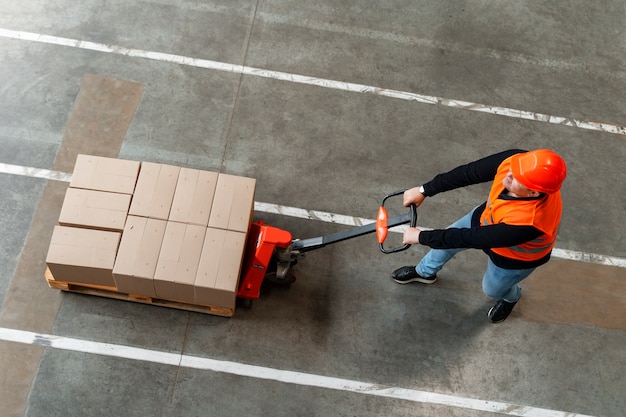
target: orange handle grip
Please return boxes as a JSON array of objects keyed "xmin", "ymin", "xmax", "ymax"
[{"xmin": 376, "ymin": 206, "xmax": 388, "ymax": 244}]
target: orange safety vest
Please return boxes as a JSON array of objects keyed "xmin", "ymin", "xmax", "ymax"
[{"xmin": 479, "ymin": 156, "xmax": 562, "ymax": 261}]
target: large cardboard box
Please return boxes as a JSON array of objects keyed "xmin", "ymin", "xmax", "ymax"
[
  {"xmin": 208, "ymin": 174, "xmax": 256, "ymax": 233},
  {"xmin": 129, "ymin": 162, "xmax": 180, "ymax": 220},
  {"xmin": 169, "ymin": 168, "xmax": 218, "ymax": 226},
  {"xmin": 195, "ymin": 228, "xmax": 246, "ymax": 309},
  {"xmin": 46, "ymin": 225, "xmax": 120, "ymax": 287},
  {"xmin": 70, "ymin": 154, "xmax": 140, "ymax": 194},
  {"xmin": 58, "ymin": 188, "xmax": 131, "ymax": 232},
  {"xmin": 154, "ymin": 222, "xmax": 206, "ymax": 304},
  {"xmin": 113, "ymin": 216, "xmax": 167, "ymax": 297}
]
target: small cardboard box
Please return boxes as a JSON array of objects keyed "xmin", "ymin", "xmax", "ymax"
[
  {"xmin": 154, "ymin": 222, "xmax": 206, "ymax": 304},
  {"xmin": 58, "ymin": 188, "xmax": 131, "ymax": 232},
  {"xmin": 169, "ymin": 168, "xmax": 219, "ymax": 226},
  {"xmin": 208, "ymin": 174, "xmax": 256, "ymax": 233},
  {"xmin": 113, "ymin": 216, "xmax": 167, "ymax": 297},
  {"xmin": 70, "ymin": 154, "xmax": 140, "ymax": 194},
  {"xmin": 129, "ymin": 162, "xmax": 180, "ymax": 220},
  {"xmin": 195, "ymin": 228, "xmax": 246, "ymax": 309},
  {"xmin": 46, "ymin": 225, "xmax": 120, "ymax": 287}
]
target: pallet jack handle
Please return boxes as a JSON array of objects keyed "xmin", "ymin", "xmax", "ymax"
[
  {"xmin": 290, "ymin": 189, "xmax": 417, "ymax": 254},
  {"xmin": 376, "ymin": 189, "xmax": 418, "ymax": 253}
]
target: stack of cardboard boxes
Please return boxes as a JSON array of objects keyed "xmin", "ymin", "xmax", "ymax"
[{"xmin": 46, "ymin": 154, "xmax": 255, "ymax": 313}]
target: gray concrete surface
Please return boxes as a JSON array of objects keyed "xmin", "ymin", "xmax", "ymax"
[{"xmin": 1, "ymin": 1, "xmax": 625, "ymax": 416}]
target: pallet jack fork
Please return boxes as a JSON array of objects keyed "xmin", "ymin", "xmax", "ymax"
[{"xmin": 236, "ymin": 190, "xmax": 417, "ymax": 303}]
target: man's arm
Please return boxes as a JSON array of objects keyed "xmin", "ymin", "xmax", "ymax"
[
  {"xmin": 422, "ymin": 149, "xmax": 525, "ymax": 197},
  {"xmin": 417, "ymin": 223, "xmax": 543, "ymax": 250},
  {"xmin": 403, "ymin": 149, "xmax": 525, "ymax": 208}
]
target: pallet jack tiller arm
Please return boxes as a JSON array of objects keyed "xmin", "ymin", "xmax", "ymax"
[{"xmin": 236, "ymin": 190, "xmax": 417, "ymax": 302}]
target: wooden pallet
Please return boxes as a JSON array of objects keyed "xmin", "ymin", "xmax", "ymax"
[{"xmin": 44, "ymin": 268, "xmax": 234, "ymax": 317}]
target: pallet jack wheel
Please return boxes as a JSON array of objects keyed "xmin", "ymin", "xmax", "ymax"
[
  {"xmin": 237, "ymin": 297, "xmax": 254, "ymax": 309},
  {"xmin": 264, "ymin": 271, "xmax": 297, "ymax": 286}
]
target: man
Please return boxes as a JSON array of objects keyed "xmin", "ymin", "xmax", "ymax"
[{"xmin": 392, "ymin": 149, "xmax": 567, "ymax": 323}]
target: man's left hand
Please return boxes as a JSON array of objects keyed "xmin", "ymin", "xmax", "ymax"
[{"xmin": 403, "ymin": 227, "xmax": 421, "ymax": 245}]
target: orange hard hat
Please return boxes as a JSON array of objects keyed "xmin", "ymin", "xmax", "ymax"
[{"xmin": 510, "ymin": 149, "xmax": 567, "ymax": 194}]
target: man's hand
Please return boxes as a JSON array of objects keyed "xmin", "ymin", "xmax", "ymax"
[
  {"xmin": 403, "ymin": 186, "xmax": 426, "ymax": 207},
  {"xmin": 403, "ymin": 227, "xmax": 421, "ymax": 245}
]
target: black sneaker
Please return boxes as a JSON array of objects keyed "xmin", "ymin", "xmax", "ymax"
[
  {"xmin": 488, "ymin": 298, "xmax": 519, "ymax": 323},
  {"xmin": 391, "ymin": 266, "xmax": 437, "ymax": 284}
]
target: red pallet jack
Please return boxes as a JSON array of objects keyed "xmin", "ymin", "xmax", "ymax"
[{"xmin": 236, "ymin": 190, "xmax": 417, "ymax": 306}]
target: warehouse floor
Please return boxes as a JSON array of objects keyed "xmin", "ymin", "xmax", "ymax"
[{"xmin": 1, "ymin": 2, "xmax": 625, "ymax": 416}]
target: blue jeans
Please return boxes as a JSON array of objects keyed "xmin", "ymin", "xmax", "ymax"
[{"xmin": 416, "ymin": 207, "xmax": 534, "ymax": 302}]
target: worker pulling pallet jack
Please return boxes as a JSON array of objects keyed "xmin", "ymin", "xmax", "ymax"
[{"xmin": 242, "ymin": 149, "xmax": 566, "ymax": 324}]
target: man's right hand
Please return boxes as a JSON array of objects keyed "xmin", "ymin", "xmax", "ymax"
[{"xmin": 403, "ymin": 186, "xmax": 426, "ymax": 207}]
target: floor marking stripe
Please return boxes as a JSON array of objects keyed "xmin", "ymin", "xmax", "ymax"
[
  {"xmin": 0, "ymin": 162, "xmax": 73, "ymax": 182},
  {"xmin": 0, "ymin": 327, "xmax": 595, "ymax": 417},
  {"xmin": 1, "ymin": 27, "xmax": 625, "ymax": 137},
  {"xmin": 1, "ymin": 163, "xmax": 624, "ymax": 269},
  {"xmin": 259, "ymin": 12, "xmax": 626, "ymax": 80}
]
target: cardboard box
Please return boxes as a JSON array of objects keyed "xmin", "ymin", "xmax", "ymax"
[
  {"xmin": 208, "ymin": 174, "xmax": 256, "ymax": 233},
  {"xmin": 169, "ymin": 168, "xmax": 218, "ymax": 226},
  {"xmin": 129, "ymin": 162, "xmax": 180, "ymax": 220},
  {"xmin": 113, "ymin": 216, "xmax": 167, "ymax": 297},
  {"xmin": 46, "ymin": 225, "xmax": 120, "ymax": 287},
  {"xmin": 70, "ymin": 154, "xmax": 140, "ymax": 194},
  {"xmin": 58, "ymin": 188, "xmax": 131, "ymax": 232},
  {"xmin": 154, "ymin": 222, "xmax": 206, "ymax": 304},
  {"xmin": 195, "ymin": 228, "xmax": 246, "ymax": 309}
]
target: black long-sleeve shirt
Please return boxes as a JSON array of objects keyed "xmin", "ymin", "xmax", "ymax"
[{"xmin": 418, "ymin": 149, "xmax": 552, "ymax": 269}]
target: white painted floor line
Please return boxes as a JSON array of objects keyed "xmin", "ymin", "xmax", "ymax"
[
  {"xmin": 260, "ymin": 12, "xmax": 625, "ymax": 80},
  {"xmin": 0, "ymin": 327, "xmax": 595, "ymax": 417},
  {"xmin": 2, "ymin": 163, "xmax": 624, "ymax": 269},
  {"xmin": 0, "ymin": 163, "xmax": 72, "ymax": 182},
  {"xmin": 1, "ymin": 27, "xmax": 625, "ymax": 137}
]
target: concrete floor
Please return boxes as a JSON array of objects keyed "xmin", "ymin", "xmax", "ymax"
[{"xmin": 1, "ymin": 1, "xmax": 625, "ymax": 416}]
